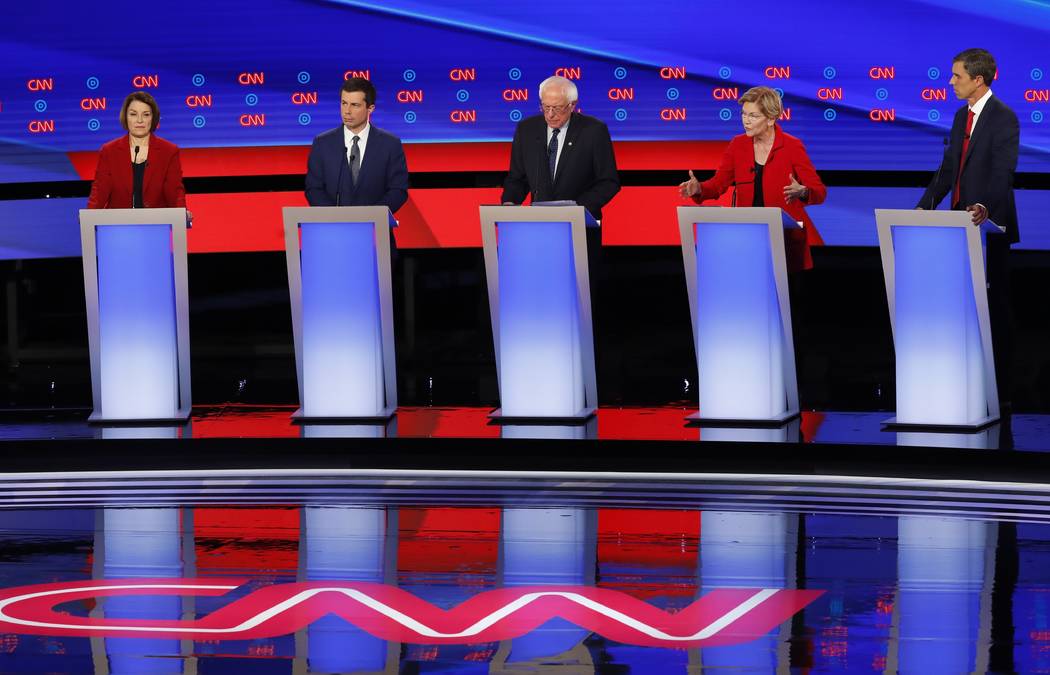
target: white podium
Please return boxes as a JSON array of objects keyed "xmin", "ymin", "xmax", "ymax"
[
  {"xmin": 79, "ymin": 208, "xmax": 191, "ymax": 422},
  {"xmin": 678, "ymin": 206, "xmax": 800, "ymax": 425},
  {"xmin": 479, "ymin": 205, "xmax": 598, "ymax": 421},
  {"xmin": 875, "ymin": 209, "xmax": 1003, "ymax": 429},
  {"xmin": 283, "ymin": 206, "xmax": 397, "ymax": 420}
]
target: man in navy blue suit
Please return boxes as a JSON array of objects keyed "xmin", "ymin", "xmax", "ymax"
[
  {"xmin": 918, "ymin": 48, "xmax": 1020, "ymax": 408},
  {"xmin": 305, "ymin": 77, "xmax": 409, "ymax": 212}
]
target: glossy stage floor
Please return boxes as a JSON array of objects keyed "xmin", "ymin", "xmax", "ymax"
[{"xmin": 2, "ymin": 406, "xmax": 1050, "ymax": 673}]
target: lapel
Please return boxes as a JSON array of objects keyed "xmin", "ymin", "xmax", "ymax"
[
  {"xmin": 142, "ymin": 138, "xmax": 158, "ymax": 196},
  {"xmin": 556, "ymin": 115, "xmax": 583, "ymax": 188}
]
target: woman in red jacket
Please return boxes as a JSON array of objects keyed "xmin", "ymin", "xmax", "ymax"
[
  {"xmin": 678, "ymin": 86, "xmax": 826, "ymax": 272},
  {"xmin": 87, "ymin": 91, "xmax": 186, "ymax": 210}
]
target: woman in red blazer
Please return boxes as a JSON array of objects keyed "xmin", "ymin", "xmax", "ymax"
[
  {"xmin": 678, "ymin": 86, "xmax": 826, "ymax": 272},
  {"xmin": 87, "ymin": 91, "xmax": 186, "ymax": 210}
]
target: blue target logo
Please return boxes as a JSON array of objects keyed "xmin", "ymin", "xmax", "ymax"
[
  {"xmin": 823, "ymin": 108, "xmax": 837, "ymax": 121},
  {"xmin": 718, "ymin": 66, "xmax": 732, "ymax": 80},
  {"xmin": 614, "ymin": 108, "xmax": 628, "ymax": 121},
  {"xmin": 774, "ymin": 88, "xmax": 784, "ymax": 99},
  {"xmin": 86, "ymin": 76, "xmax": 100, "ymax": 90},
  {"xmin": 87, "ymin": 118, "xmax": 101, "ymax": 131},
  {"xmin": 928, "ymin": 67, "xmax": 940, "ymax": 80},
  {"xmin": 404, "ymin": 111, "xmax": 417, "ymax": 123},
  {"xmin": 245, "ymin": 93, "xmax": 258, "ymax": 106},
  {"xmin": 192, "ymin": 73, "xmax": 206, "ymax": 87},
  {"xmin": 928, "ymin": 109, "xmax": 940, "ymax": 122},
  {"xmin": 823, "ymin": 66, "xmax": 837, "ymax": 80},
  {"xmin": 509, "ymin": 109, "xmax": 523, "ymax": 122},
  {"xmin": 508, "ymin": 67, "xmax": 522, "ymax": 81},
  {"xmin": 666, "ymin": 87, "xmax": 680, "ymax": 101},
  {"xmin": 1033, "ymin": 111, "xmax": 1044, "ymax": 124},
  {"xmin": 719, "ymin": 108, "xmax": 733, "ymax": 121},
  {"xmin": 34, "ymin": 99, "xmax": 47, "ymax": 112},
  {"xmin": 298, "ymin": 113, "xmax": 311, "ymax": 125},
  {"xmin": 1032, "ymin": 68, "xmax": 1044, "ymax": 82},
  {"xmin": 403, "ymin": 69, "xmax": 416, "ymax": 82},
  {"xmin": 456, "ymin": 89, "xmax": 470, "ymax": 102},
  {"xmin": 614, "ymin": 66, "xmax": 628, "ymax": 80},
  {"xmin": 875, "ymin": 87, "xmax": 889, "ymax": 100},
  {"xmin": 192, "ymin": 115, "xmax": 206, "ymax": 128},
  {"xmin": 297, "ymin": 71, "xmax": 311, "ymax": 84}
]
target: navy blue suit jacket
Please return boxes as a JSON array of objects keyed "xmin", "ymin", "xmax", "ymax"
[
  {"xmin": 305, "ymin": 125, "xmax": 409, "ymax": 212},
  {"xmin": 918, "ymin": 95, "xmax": 1020, "ymax": 244},
  {"xmin": 500, "ymin": 112, "xmax": 620, "ymax": 222}
]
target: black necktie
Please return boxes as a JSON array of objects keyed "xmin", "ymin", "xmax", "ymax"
[
  {"xmin": 349, "ymin": 135, "xmax": 361, "ymax": 184},
  {"xmin": 548, "ymin": 128, "xmax": 560, "ymax": 182}
]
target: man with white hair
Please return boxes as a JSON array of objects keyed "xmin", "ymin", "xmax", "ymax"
[{"xmin": 501, "ymin": 76, "xmax": 620, "ymax": 221}]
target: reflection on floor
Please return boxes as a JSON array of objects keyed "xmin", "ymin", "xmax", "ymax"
[{"xmin": 0, "ymin": 497, "xmax": 1047, "ymax": 673}]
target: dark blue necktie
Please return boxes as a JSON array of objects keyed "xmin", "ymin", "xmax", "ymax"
[
  {"xmin": 349, "ymin": 135, "xmax": 361, "ymax": 184},
  {"xmin": 548, "ymin": 128, "xmax": 560, "ymax": 182}
]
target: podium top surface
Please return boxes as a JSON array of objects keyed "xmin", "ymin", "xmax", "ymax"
[
  {"xmin": 283, "ymin": 205, "xmax": 397, "ymax": 228},
  {"xmin": 677, "ymin": 206, "xmax": 800, "ymax": 229},
  {"xmin": 480, "ymin": 204, "xmax": 598, "ymax": 228},
  {"xmin": 79, "ymin": 207, "xmax": 188, "ymax": 228},
  {"xmin": 874, "ymin": 208, "xmax": 1003, "ymax": 234}
]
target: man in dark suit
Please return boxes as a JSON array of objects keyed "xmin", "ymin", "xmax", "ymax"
[
  {"xmin": 305, "ymin": 77, "xmax": 409, "ymax": 212},
  {"xmin": 501, "ymin": 76, "xmax": 620, "ymax": 221},
  {"xmin": 918, "ymin": 48, "xmax": 1020, "ymax": 407}
]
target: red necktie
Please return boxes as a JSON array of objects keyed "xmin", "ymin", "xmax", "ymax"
[{"xmin": 952, "ymin": 109, "xmax": 975, "ymax": 208}]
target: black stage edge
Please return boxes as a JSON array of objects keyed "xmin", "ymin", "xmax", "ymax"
[{"xmin": 0, "ymin": 431, "xmax": 1047, "ymax": 484}]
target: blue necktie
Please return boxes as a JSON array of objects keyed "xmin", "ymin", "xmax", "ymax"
[{"xmin": 548, "ymin": 128, "xmax": 560, "ymax": 182}]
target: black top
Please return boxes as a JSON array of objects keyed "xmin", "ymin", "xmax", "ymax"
[
  {"xmin": 752, "ymin": 161, "xmax": 765, "ymax": 207},
  {"xmin": 131, "ymin": 161, "xmax": 146, "ymax": 208}
]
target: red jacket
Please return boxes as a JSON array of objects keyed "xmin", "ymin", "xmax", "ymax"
[
  {"xmin": 694, "ymin": 125, "xmax": 826, "ymax": 271},
  {"xmin": 87, "ymin": 134, "xmax": 186, "ymax": 209}
]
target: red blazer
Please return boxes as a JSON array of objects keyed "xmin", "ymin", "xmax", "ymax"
[
  {"xmin": 87, "ymin": 134, "xmax": 186, "ymax": 209},
  {"xmin": 693, "ymin": 125, "xmax": 826, "ymax": 271}
]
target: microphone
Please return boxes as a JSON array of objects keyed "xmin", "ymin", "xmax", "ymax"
[
  {"xmin": 133, "ymin": 145, "xmax": 140, "ymax": 208},
  {"xmin": 730, "ymin": 178, "xmax": 755, "ymax": 208},
  {"xmin": 336, "ymin": 144, "xmax": 347, "ymax": 206},
  {"xmin": 925, "ymin": 137, "xmax": 950, "ymax": 211}
]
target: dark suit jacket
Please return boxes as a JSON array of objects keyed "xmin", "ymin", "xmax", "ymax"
[
  {"xmin": 87, "ymin": 134, "xmax": 186, "ymax": 209},
  {"xmin": 693, "ymin": 125, "xmax": 826, "ymax": 272},
  {"xmin": 500, "ymin": 112, "xmax": 620, "ymax": 221},
  {"xmin": 305, "ymin": 125, "xmax": 409, "ymax": 213},
  {"xmin": 918, "ymin": 95, "xmax": 1020, "ymax": 244}
]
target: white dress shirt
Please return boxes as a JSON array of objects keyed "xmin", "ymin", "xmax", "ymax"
[{"xmin": 343, "ymin": 122, "xmax": 371, "ymax": 167}]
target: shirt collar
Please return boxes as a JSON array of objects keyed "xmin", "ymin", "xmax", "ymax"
[
  {"xmin": 344, "ymin": 122, "xmax": 370, "ymax": 145},
  {"xmin": 970, "ymin": 89, "xmax": 993, "ymax": 115}
]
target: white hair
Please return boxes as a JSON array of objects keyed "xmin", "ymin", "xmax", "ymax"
[{"xmin": 538, "ymin": 75, "xmax": 578, "ymax": 103}]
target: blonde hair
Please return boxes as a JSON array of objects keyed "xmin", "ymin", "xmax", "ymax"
[{"xmin": 738, "ymin": 86, "xmax": 782, "ymax": 121}]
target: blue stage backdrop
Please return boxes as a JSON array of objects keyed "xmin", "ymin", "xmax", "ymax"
[
  {"xmin": 0, "ymin": 0, "xmax": 1047, "ymax": 180},
  {"xmin": 0, "ymin": 0, "xmax": 1048, "ymax": 254}
]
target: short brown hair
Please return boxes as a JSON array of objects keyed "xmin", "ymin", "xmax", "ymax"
[
  {"xmin": 119, "ymin": 91, "xmax": 160, "ymax": 132},
  {"xmin": 953, "ymin": 48, "xmax": 997, "ymax": 86},
  {"xmin": 341, "ymin": 77, "xmax": 376, "ymax": 107},
  {"xmin": 738, "ymin": 86, "xmax": 782, "ymax": 121}
]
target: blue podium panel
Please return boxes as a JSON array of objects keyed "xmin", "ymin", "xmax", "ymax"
[
  {"xmin": 300, "ymin": 222, "xmax": 383, "ymax": 418},
  {"xmin": 696, "ymin": 223, "xmax": 786, "ymax": 420},
  {"xmin": 896, "ymin": 517, "xmax": 988, "ymax": 673},
  {"xmin": 699, "ymin": 512, "xmax": 794, "ymax": 671},
  {"xmin": 303, "ymin": 507, "xmax": 390, "ymax": 673},
  {"xmin": 497, "ymin": 221, "xmax": 585, "ymax": 418},
  {"xmin": 284, "ymin": 206, "xmax": 397, "ymax": 421},
  {"xmin": 678, "ymin": 207, "xmax": 799, "ymax": 424},
  {"xmin": 502, "ymin": 508, "xmax": 595, "ymax": 662},
  {"xmin": 96, "ymin": 225, "xmax": 179, "ymax": 420},
  {"xmin": 893, "ymin": 227, "xmax": 985, "ymax": 426},
  {"xmin": 875, "ymin": 209, "xmax": 1000, "ymax": 429}
]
